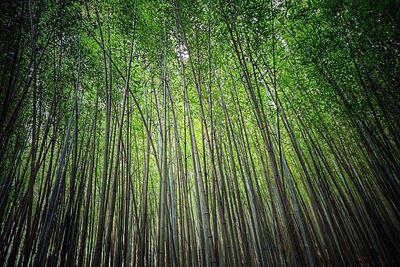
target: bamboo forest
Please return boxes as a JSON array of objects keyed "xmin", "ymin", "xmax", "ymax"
[{"xmin": 1, "ymin": 0, "xmax": 400, "ymax": 266}]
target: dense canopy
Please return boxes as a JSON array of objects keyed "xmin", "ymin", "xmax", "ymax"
[{"xmin": 0, "ymin": 0, "xmax": 399, "ymax": 266}]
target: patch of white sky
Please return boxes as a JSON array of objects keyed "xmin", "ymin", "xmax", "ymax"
[{"xmin": 176, "ymin": 43, "xmax": 189, "ymax": 61}]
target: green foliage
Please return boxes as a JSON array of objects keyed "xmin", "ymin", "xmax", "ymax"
[{"xmin": 0, "ymin": 0, "xmax": 399, "ymax": 266}]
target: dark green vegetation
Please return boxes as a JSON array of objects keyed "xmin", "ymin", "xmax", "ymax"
[{"xmin": 1, "ymin": 0, "xmax": 400, "ymax": 266}]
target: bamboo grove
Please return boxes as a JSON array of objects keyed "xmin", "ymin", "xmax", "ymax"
[{"xmin": 0, "ymin": 0, "xmax": 399, "ymax": 266}]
